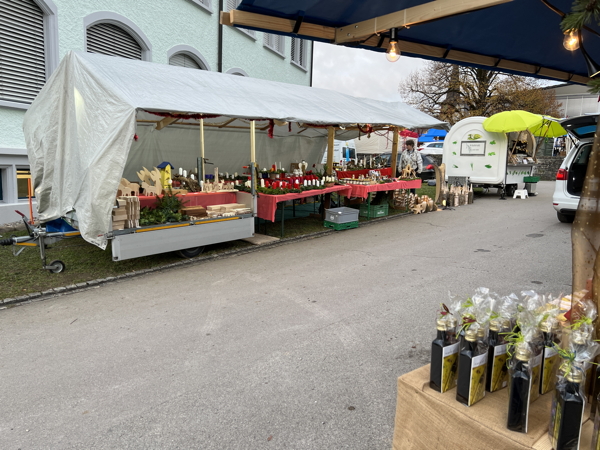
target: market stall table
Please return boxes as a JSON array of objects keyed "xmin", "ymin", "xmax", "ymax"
[
  {"xmin": 392, "ymin": 364, "xmax": 592, "ymax": 450},
  {"xmin": 256, "ymin": 184, "xmax": 352, "ymax": 236},
  {"xmin": 335, "ymin": 167, "xmax": 392, "ymax": 179},
  {"xmin": 138, "ymin": 191, "xmax": 238, "ymax": 209},
  {"xmin": 344, "ymin": 179, "xmax": 421, "ymax": 199}
]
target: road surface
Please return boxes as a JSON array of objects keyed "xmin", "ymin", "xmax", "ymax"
[{"xmin": 0, "ymin": 182, "xmax": 571, "ymax": 449}]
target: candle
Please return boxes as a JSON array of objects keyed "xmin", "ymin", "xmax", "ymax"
[
  {"xmin": 193, "ymin": 167, "xmax": 198, "ymax": 174},
  {"xmin": 190, "ymin": 174, "xmax": 195, "ymax": 180},
  {"xmin": 179, "ymin": 167, "xmax": 183, "ymax": 176},
  {"xmin": 234, "ymin": 172, "xmax": 238, "ymax": 178},
  {"xmin": 260, "ymin": 179, "xmax": 265, "ymax": 188},
  {"xmin": 168, "ymin": 179, "xmax": 173, "ymax": 185},
  {"xmin": 225, "ymin": 172, "xmax": 229, "ymax": 178},
  {"xmin": 304, "ymin": 180, "xmax": 307, "ymax": 186},
  {"xmin": 183, "ymin": 170, "xmax": 187, "ymax": 177}
]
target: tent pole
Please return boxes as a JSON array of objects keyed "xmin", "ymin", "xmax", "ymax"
[
  {"xmin": 250, "ymin": 120, "xmax": 256, "ymax": 192},
  {"xmin": 327, "ymin": 126, "xmax": 335, "ymax": 175},
  {"xmin": 199, "ymin": 118, "xmax": 205, "ymax": 189},
  {"xmin": 390, "ymin": 127, "xmax": 399, "ymax": 178}
]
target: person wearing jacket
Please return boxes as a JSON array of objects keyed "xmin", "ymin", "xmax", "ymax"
[{"xmin": 399, "ymin": 140, "xmax": 422, "ymax": 193}]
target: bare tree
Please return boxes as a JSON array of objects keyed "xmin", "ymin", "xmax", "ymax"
[{"xmin": 399, "ymin": 61, "xmax": 561, "ymax": 125}]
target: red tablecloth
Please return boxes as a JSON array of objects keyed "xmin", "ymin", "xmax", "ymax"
[
  {"xmin": 138, "ymin": 191, "xmax": 238, "ymax": 209},
  {"xmin": 257, "ymin": 185, "xmax": 352, "ymax": 222},
  {"xmin": 335, "ymin": 167, "xmax": 392, "ymax": 179},
  {"xmin": 345, "ymin": 179, "xmax": 421, "ymax": 199}
]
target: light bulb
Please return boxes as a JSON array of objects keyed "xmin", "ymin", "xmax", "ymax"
[
  {"xmin": 386, "ymin": 41, "xmax": 400, "ymax": 62},
  {"xmin": 563, "ymin": 30, "xmax": 579, "ymax": 51}
]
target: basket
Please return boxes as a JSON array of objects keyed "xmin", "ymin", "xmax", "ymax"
[
  {"xmin": 523, "ymin": 176, "xmax": 540, "ymax": 183},
  {"xmin": 359, "ymin": 203, "xmax": 389, "ymax": 219},
  {"xmin": 324, "ymin": 220, "xmax": 359, "ymax": 230}
]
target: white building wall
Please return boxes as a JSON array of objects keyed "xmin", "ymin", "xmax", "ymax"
[{"xmin": 0, "ymin": 0, "xmax": 312, "ymax": 224}]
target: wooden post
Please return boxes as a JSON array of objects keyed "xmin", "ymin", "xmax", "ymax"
[
  {"xmin": 390, "ymin": 127, "xmax": 399, "ymax": 178},
  {"xmin": 250, "ymin": 120, "xmax": 256, "ymax": 192},
  {"xmin": 250, "ymin": 120, "xmax": 256, "ymax": 163},
  {"xmin": 327, "ymin": 126, "xmax": 335, "ymax": 175},
  {"xmin": 199, "ymin": 118, "xmax": 205, "ymax": 185}
]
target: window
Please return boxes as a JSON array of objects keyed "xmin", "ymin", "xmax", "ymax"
[
  {"xmin": 291, "ymin": 37, "xmax": 307, "ymax": 70},
  {"xmin": 226, "ymin": 0, "xmax": 256, "ymax": 38},
  {"xmin": 169, "ymin": 53, "xmax": 204, "ymax": 70},
  {"xmin": 0, "ymin": 0, "xmax": 46, "ymax": 104},
  {"xmin": 188, "ymin": 0, "xmax": 212, "ymax": 13},
  {"xmin": 17, "ymin": 168, "xmax": 34, "ymax": 199},
  {"xmin": 263, "ymin": 33, "xmax": 284, "ymax": 57},
  {"xmin": 86, "ymin": 22, "xmax": 142, "ymax": 60}
]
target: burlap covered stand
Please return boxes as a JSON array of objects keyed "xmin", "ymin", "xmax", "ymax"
[{"xmin": 392, "ymin": 365, "xmax": 592, "ymax": 450}]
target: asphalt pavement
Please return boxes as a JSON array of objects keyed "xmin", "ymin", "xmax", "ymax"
[{"xmin": 0, "ymin": 181, "xmax": 571, "ymax": 450}]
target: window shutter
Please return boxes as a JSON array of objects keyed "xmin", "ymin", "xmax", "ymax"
[
  {"xmin": 0, "ymin": 0, "xmax": 46, "ymax": 104},
  {"xmin": 169, "ymin": 53, "xmax": 202, "ymax": 70},
  {"xmin": 227, "ymin": 0, "xmax": 255, "ymax": 37},
  {"xmin": 87, "ymin": 23, "xmax": 142, "ymax": 60},
  {"xmin": 264, "ymin": 33, "xmax": 284, "ymax": 55}
]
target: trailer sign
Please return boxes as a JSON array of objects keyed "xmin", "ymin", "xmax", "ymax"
[{"xmin": 460, "ymin": 141, "xmax": 486, "ymax": 156}]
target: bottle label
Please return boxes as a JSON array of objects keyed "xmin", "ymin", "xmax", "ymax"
[
  {"xmin": 529, "ymin": 353, "xmax": 543, "ymax": 402},
  {"xmin": 549, "ymin": 394, "xmax": 561, "ymax": 447},
  {"xmin": 541, "ymin": 347, "xmax": 559, "ymax": 395},
  {"xmin": 490, "ymin": 344, "xmax": 508, "ymax": 392},
  {"xmin": 469, "ymin": 352, "xmax": 488, "ymax": 406},
  {"xmin": 593, "ymin": 404, "xmax": 600, "ymax": 450},
  {"xmin": 441, "ymin": 342, "xmax": 460, "ymax": 393}
]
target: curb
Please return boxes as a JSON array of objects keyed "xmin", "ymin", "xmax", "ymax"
[{"xmin": 0, "ymin": 210, "xmax": 412, "ymax": 308}]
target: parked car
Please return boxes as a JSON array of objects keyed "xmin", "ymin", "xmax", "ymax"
[
  {"xmin": 552, "ymin": 114, "xmax": 598, "ymax": 223},
  {"xmin": 418, "ymin": 141, "xmax": 444, "ymax": 155},
  {"xmin": 379, "ymin": 153, "xmax": 436, "ymax": 180}
]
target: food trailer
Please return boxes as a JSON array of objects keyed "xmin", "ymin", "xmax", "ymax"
[{"xmin": 443, "ymin": 116, "xmax": 536, "ymax": 195}]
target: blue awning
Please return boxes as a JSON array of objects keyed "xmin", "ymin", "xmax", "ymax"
[{"xmin": 231, "ymin": 0, "xmax": 598, "ymax": 85}]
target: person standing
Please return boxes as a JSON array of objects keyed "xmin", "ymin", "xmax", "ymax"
[{"xmin": 399, "ymin": 140, "xmax": 423, "ymax": 193}]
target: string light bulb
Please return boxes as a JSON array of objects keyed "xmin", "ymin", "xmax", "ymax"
[
  {"xmin": 563, "ymin": 29, "xmax": 580, "ymax": 51},
  {"xmin": 386, "ymin": 28, "xmax": 400, "ymax": 62}
]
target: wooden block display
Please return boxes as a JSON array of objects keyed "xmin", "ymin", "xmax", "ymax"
[{"xmin": 112, "ymin": 196, "xmax": 140, "ymax": 230}]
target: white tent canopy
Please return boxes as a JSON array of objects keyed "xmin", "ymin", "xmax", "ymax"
[{"xmin": 23, "ymin": 51, "xmax": 445, "ymax": 248}]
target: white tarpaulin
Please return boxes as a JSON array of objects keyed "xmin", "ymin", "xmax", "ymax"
[{"xmin": 23, "ymin": 51, "xmax": 445, "ymax": 249}]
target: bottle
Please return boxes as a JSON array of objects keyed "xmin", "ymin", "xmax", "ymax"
[
  {"xmin": 507, "ymin": 346, "xmax": 532, "ymax": 433},
  {"xmin": 446, "ymin": 317, "xmax": 458, "ymax": 344},
  {"xmin": 486, "ymin": 319, "xmax": 508, "ymax": 392},
  {"xmin": 456, "ymin": 329, "xmax": 487, "ymax": 406},
  {"xmin": 539, "ymin": 321, "xmax": 559, "ymax": 395},
  {"xmin": 549, "ymin": 370, "xmax": 585, "ymax": 450},
  {"xmin": 590, "ymin": 363, "xmax": 600, "ymax": 421},
  {"xmin": 430, "ymin": 319, "xmax": 449, "ymax": 392}
]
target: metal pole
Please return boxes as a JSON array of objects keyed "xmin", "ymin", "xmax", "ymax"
[{"xmin": 199, "ymin": 118, "xmax": 205, "ymax": 188}]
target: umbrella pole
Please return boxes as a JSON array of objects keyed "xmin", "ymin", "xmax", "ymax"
[{"xmin": 500, "ymin": 138, "xmax": 516, "ymax": 200}]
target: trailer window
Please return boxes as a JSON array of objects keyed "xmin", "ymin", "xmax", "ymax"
[{"xmin": 17, "ymin": 169, "xmax": 35, "ymax": 199}]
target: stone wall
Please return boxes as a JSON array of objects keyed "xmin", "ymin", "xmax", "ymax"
[
  {"xmin": 534, "ymin": 156, "xmax": 564, "ymax": 181},
  {"xmin": 424, "ymin": 154, "xmax": 562, "ymax": 181}
]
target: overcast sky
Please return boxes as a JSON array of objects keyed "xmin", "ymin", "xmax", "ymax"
[{"xmin": 311, "ymin": 41, "xmax": 428, "ymax": 101}]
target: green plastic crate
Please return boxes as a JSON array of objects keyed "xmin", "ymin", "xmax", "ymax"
[
  {"xmin": 359, "ymin": 203, "xmax": 389, "ymax": 219},
  {"xmin": 523, "ymin": 176, "xmax": 540, "ymax": 183},
  {"xmin": 324, "ymin": 220, "xmax": 359, "ymax": 230}
]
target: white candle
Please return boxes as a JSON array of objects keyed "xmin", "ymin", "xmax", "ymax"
[
  {"xmin": 168, "ymin": 179, "xmax": 173, "ymax": 185},
  {"xmin": 179, "ymin": 167, "xmax": 183, "ymax": 176},
  {"xmin": 183, "ymin": 170, "xmax": 187, "ymax": 177},
  {"xmin": 190, "ymin": 174, "xmax": 195, "ymax": 180},
  {"xmin": 279, "ymin": 162, "xmax": 282, "ymax": 171},
  {"xmin": 304, "ymin": 180, "xmax": 307, "ymax": 186},
  {"xmin": 193, "ymin": 167, "xmax": 198, "ymax": 174},
  {"xmin": 225, "ymin": 172, "xmax": 229, "ymax": 178},
  {"xmin": 234, "ymin": 172, "xmax": 238, "ymax": 178},
  {"xmin": 260, "ymin": 179, "xmax": 265, "ymax": 188}
]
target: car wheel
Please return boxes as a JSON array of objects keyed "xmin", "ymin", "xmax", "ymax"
[{"xmin": 557, "ymin": 212, "xmax": 575, "ymax": 223}]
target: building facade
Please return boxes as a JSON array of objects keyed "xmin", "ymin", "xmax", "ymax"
[
  {"xmin": 0, "ymin": 0, "xmax": 312, "ymax": 224},
  {"xmin": 547, "ymin": 83, "xmax": 600, "ymax": 118}
]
